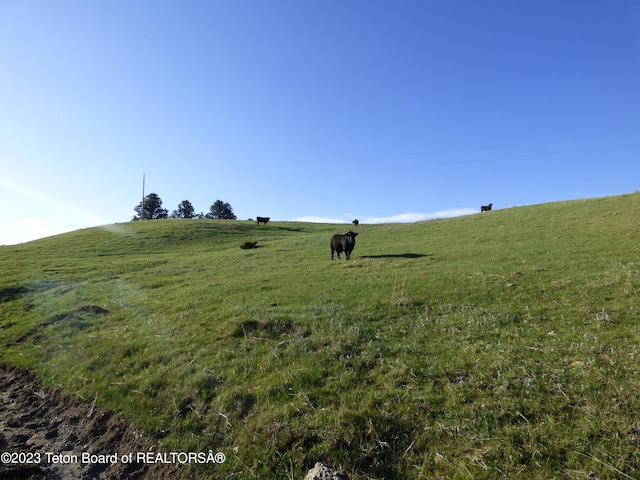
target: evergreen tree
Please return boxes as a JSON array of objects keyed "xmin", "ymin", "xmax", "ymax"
[
  {"xmin": 171, "ymin": 200, "xmax": 195, "ymax": 219},
  {"xmin": 205, "ymin": 200, "xmax": 236, "ymax": 220},
  {"xmin": 133, "ymin": 193, "xmax": 168, "ymax": 220}
]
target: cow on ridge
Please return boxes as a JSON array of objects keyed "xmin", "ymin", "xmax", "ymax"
[
  {"xmin": 480, "ymin": 204, "xmax": 493, "ymax": 212},
  {"xmin": 352, "ymin": 219, "xmax": 359, "ymax": 226},
  {"xmin": 331, "ymin": 231, "xmax": 358, "ymax": 260},
  {"xmin": 256, "ymin": 217, "xmax": 270, "ymax": 225}
]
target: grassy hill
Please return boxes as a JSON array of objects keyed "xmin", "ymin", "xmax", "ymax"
[{"xmin": 2, "ymin": 193, "xmax": 640, "ymax": 479}]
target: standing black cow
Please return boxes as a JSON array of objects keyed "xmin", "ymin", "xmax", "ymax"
[
  {"xmin": 352, "ymin": 219, "xmax": 359, "ymax": 226},
  {"xmin": 330, "ymin": 231, "xmax": 358, "ymax": 260},
  {"xmin": 480, "ymin": 203, "xmax": 493, "ymax": 212},
  {"xmin": 256, "ymin": 216, "xmax": 270, "ymax": 225}
]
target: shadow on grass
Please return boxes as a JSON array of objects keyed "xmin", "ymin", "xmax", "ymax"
[
  {"xmin": 0, "ymin": 286, "xmax": 28, "ymax": 303},
  {"xmin": 360, "ymin": 253, "xmax": 432, "ymax": 259},
  {"xmin": 275, "ymin": 226, "xmax": 305, "ymax": 232}
]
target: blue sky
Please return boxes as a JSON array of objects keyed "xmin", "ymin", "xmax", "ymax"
[{"xmin": 1, "ymin": 1, "xmax": 639, "ymax": 245}]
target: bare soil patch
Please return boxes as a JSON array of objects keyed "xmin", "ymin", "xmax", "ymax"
[{"xmin": 0, "ymin": 364, "xmax": 183, "ymax": 479}]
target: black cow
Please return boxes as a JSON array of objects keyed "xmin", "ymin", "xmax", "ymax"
[
  {"xmin": 480, "ymin": 203, "xmax": 493, "ymax": 212},
  {"xmin": 256, "ymin": 216, "xmax": 270, "ymax": 225},
  {"xmin": 331, "ymin": 231, "xmax": 358, "ymax": 260},
  {"xmin": 352, "ymin": 219, "xmax": 359, "ymax": 226}
]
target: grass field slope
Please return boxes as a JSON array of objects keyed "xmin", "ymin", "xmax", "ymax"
[{"xmin": 2, "ymin": 193, "xmax": 640, "ymax": 479}]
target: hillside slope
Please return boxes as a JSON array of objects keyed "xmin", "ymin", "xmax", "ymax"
[{"xmin": 1, "ymin": 193, "xmax": 640, "ymax": 479}]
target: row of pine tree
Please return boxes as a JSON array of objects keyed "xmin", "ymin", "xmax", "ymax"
[{"xmin": 133, "ymin": 194, "xmax": 236, "ymax": 220}]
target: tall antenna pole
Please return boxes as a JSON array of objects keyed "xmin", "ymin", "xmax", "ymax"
[{"xmin": 141, "ymin": 173, "xmax": 145, "ymax": 220}]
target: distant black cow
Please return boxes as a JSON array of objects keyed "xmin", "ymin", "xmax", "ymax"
[
  {"xmin": 256, "ymin": 216, "xmax": 270, "ymax": 225},
  {"xmin": 480, "ymin": 203, "xmax": 493, "ymax": 212},
  {"xmin": 352, "ymin": 219, "xmax": 359, "ymax": 226},
  {"xmin": 331, "ymin": 231, "xmax": 358, "ymax": 260}
]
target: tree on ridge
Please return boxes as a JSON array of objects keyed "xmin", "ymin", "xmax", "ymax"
[
  {"xmin": 206, "ymin": 200, "xmax": 236, "ymax": 220},
  {"xmin": 171, "ymin": 200, "xmax": 195, "ymax": 219},
  {"xmin": 133, "ymin": 193, "xmax": 169, "ymax": 220}
]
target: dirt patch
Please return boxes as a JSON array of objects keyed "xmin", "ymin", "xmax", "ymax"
[{"xmin": 0, "ymin": 364, "xmax": 185, "ymax": 479}]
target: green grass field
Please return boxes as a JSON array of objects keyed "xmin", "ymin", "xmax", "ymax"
[{"xmin": 2, "ymin": 193, "xmax": 640, "ymax": 479}]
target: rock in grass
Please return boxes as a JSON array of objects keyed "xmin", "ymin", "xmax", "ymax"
[{"xmin": 304, "ymin": 462, "xmax": 348, "ymax": 480}]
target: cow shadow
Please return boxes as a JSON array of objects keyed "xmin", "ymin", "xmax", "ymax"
[
  {"xmin": 275, "ymin": 226, "xmax": 304, "ymax": 232},
  {"xmin": 360, "ymin": 253, "xmax": 432, "ymax": 259}
]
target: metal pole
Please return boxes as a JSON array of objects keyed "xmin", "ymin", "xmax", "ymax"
[{"xmin": 141, "ymin": 173, "xmax": 145, "ymax": 220}]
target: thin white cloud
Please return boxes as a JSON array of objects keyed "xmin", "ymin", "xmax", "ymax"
[
  {"xmin": 292, "ymin": 215, "xmax": 349, "ymax": 224},
  {"xmin": 293, "ymin": 208, "xmax": 477, "ymax": 225},
  {"xmin": 364, "ymin": 208, "xmax": 478, "ymax": 224}
]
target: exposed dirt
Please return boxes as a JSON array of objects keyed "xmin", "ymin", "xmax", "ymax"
[{"xmin": 0, "ymin": 364, "xmax": 184, "ymax": 479}]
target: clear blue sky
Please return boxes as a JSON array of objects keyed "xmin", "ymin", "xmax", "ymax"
[{"xmin": 1, "ymin": 1, "xmax": 639, "ymax": 244}]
